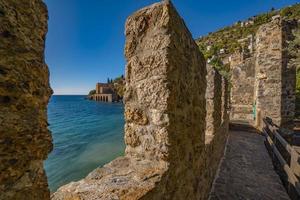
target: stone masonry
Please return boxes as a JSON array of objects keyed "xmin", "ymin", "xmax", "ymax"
[
  {"xmin": 221, "ymin": 77, "xmax": 229, "ymax": 123},
  {"xmin": 205, "ymin": 65, "xmax": 222, "ymax": 144},
  {"xmin": 254, "ymin": 17, "xmax": 296, "ymax": 129},
  {"xmin": 52, "ymin": 1, "xmax": 228, "ymax": 200},
  {"xmin": 230, "ymin": 54, "xmax": 255, "ymax": 122},
  {"xmin": 201, "ymin": 72, "xmax": 229, "ymax": 199},
  {"xmin": 281, "ymin": 20, "xmax": 297, "ymax": 129},
  {"xmin": 230, "ymin": 16, "xmax": 296, "ymax": 129},
  {"xmin": 0, "ymin": 0, "xmax": 296, "ymax": 199},
  {"xmin": 0, "ymin": 1, "xmax": 230, "ymax": 199},
  {"xmin": 0, "ymin": 0, "xmax": 52, "ymax": 199}
]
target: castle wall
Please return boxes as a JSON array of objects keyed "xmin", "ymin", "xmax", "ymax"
[
  {"xmin": 52, "ymin": 1, "xmax": 228, "ymax": 199},
  {"xmin": 229, "ymin": 17, "xmax": 296, "ymax": 129},
  {"xmin": 222, "ymin": 77, "xmax": 229, "ymax": 123},
  {"xmin": 281, "ymin": 20, "xmax": 297, "ymax": 129},
  {"xmin": 1, "ymin": 1, "xmax": 295, "ymax": 199},
  {"xmin": 205, "ymin": 65, "xmax": 222, "ymax": 144},
  {"xmin": 202, "ymin": 67, "xmax": 229, "ymax": 199},
  {"xmin": 0, "ymin": 1, "xmax": 52, "ymax": 199},
  {"xmin": 254, "ymin": 17, "xmax": 296, "ymax": 129},
  {"xmin": 0, "ymin": 0, "xmax": 296, "ymax": 199},
  {"xmin": 230, "ymin": 54, "xmax": 255, "ymax": 122}
]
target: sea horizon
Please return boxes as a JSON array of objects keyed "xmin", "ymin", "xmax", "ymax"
[{"xmin": 52, "ymin": 94, "xmax": 88, "ymax": 96}]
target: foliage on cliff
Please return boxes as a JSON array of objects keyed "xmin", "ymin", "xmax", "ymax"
[
  {"xmin": 112, "ymin": 75, "xmax": 125, "ymax": 98},
  {"xmin": 88, "ymin": 89, "xmax": 96, "ymax": 96},
  {"xmin": 103, "ymin": 76, "xmax": 125, "ymax": 98},
  {"xmin": 197, "ymin": 3, "xmax": 300, "ymax": 57}
]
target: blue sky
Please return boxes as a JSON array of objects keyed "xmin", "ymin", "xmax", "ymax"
[{"xmin": 44, "ymin": 0, "xmax": 299, "ymax": 95}]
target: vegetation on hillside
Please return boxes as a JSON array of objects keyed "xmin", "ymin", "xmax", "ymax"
[
  {"xmin": 197, "ymin": 3, "xmax": 300, "ymax": 56},
  {"xmin": 111, "ymin": 75, "xmax": 125, "ymax": 98},
  {"xmin": 196, "ymin": 3, "xmax": 300, "ymax": 77},
  {"xmin": 88, "ymin": 89, "xmax": 96, "ymax": 96}
]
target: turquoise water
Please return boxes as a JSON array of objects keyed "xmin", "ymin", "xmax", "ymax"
[{"xmin": 44, "ymin": 95, "xmax": 125, "ymax": 192}]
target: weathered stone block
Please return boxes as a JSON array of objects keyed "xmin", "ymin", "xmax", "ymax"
[
  {"xmin": 230, "ymin": 56, "xmax": 255, "ymax": 122},
  {"xmin": 221, "ymin": 77, "xmax": 229, "ymax": 123},
  {"xmin": 229, "ymin": 17, "xmax": 296, "ymax": 130},
  {"xmin": 254, "ymin": 17, "xmax": 296, "ymax": 129},
  {"xmin": 0, "ymin": 0, "xmax": 52, "ymax": 199},
  {"xmin": 202, "ymin": 68, "xmax": 229, "ymax": 199},
  {"xmin": 52, "ymin": 1, "xmax": 222, "ymax": 199},
  {"xmin": 205, "ymin": 65, "xmax": 222, "ymax": 144}
]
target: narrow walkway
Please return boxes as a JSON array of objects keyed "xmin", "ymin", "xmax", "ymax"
[{"xmin": 209, "ymin": 128, "xmax": 290, "ymax": 200}]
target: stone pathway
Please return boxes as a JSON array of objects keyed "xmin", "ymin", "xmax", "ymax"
[{"xmin": 209, "ymin": 129, "xmax": 290, "ymax": 200}]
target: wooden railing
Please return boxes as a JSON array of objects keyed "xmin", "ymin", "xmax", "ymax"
[{"xmin": 263, "ymin": 117, "xmax": 300, "ymax": 197}]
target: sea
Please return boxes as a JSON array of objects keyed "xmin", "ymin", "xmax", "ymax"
[{"xmin": 44, "ymin": 95, "xmax": 125, "ymax": 192}]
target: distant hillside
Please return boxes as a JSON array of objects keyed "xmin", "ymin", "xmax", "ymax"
[
  {"xmin": 196, "ymin": 3, "xmax": 300, "ymax": 59},
  {"xmin": 111, "ymin": 75, "xmax": 125, "ymax": 98}
]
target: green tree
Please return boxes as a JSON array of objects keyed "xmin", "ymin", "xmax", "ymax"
[{"xmin": 88, "ymin": 89, "xmax": 96, "ymax": 96}]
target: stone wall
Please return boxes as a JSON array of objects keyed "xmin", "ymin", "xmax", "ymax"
[
  {"xmin": 1, "ymin": 0, "xmax": 296, "ymax": 199},
  {"xmin": 221, "ymin": 77, "xmax": 229, "ymax": 123},
  {"xmin": 281, "ymin": 20, "xmax": 297, "ymax": 129},
  {"xmin": 205, "ymin": 65, "xmax": 222, "ymax": 144},
  {"xmin": 202, "ymin": 70, "xmax": 229, "ymax": 199},
  {"xmin": 202, "ymin": 118, "xmax": 228, "ymax": 200},
  {"xmin": 254, "ymin": 17, "xmax": 296, "ymax": 129},
  {"xmin": 52, "ymin": 1, "xmax": 228, "ymax": 200},
  {"xmin": 229, "ymin": 17, "xmax": 296, "ymax": 129},
  {"xmin": 230, "ymin": 55, "xmax": 255, "ymax": 122},
  {"xmin": 0, "ymin": 0, "xmax": 52, "ymax": 199}
]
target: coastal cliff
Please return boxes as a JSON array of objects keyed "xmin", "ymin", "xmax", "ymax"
[{"xmin": 0, "ymin": 0, "xmax": 52, "ymax": 199}]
